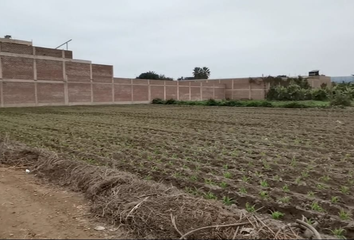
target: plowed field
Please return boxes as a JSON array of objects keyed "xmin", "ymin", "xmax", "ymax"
[{"xmin": 0, "ymin": 105, "xmax": 353, "ymax": 237}]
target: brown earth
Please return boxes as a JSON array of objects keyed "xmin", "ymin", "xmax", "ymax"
[{"xmin": 0, "ymin": 166, "xmax": 127, "ymax": 239}]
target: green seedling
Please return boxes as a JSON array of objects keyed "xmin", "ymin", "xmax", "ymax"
[
  {"xmin": 145, "ymin": 175, "xmax": 152, "ymax": 180},
  {"xmin": 320, "ymin": 175, "xmax": 331, "ymax": 182},
  {"xmin": 279, "ymin": 196, "xmax": 290, "ymax": 204},
  {"xmin": 282, "ymin": 184, "xmax": 290, "ymax": 192},
  {"xmin": 204, "ymin": 192, "xmax": 217, "ymax": 200},
  {"xmin": 291, "ymin": 157, "xmax": 297, "ymax": 167},
  {"xmin": 311, "ymin": 202, "xmax": 324, "ymax": 212},
  {"xmin": 190, "ymin": 175, "xmax": 198, "ymax": 181},
  {"xmin": 205, "ymin": 179, "xmax": 215, "ymax": 185},
  {"xmin": 260, "ymin": 180, "xmax": 269, "ymax": 188},
  {"xmin": 245, "ymin": 202, "xmax": 255, "ymax": 213},
  {"xmin": 302, "ymin": 171, "xmax": 309, "ymax": 178},
  {"xmin": 307, "ymin": 191, "xmax": 315, "ymax": 198},
  {"xmin": 222, "ymin": 196, "xmax": 234, "ymax": 206},
  {"xmin": 339, "ymin": 209, "xmax": 351, "ymax": 220},
  {"xmin": 271, "ymin": 211, "xmax": 284, "ymax": 220},
  {"xmin": 223, "ymin": 164, "xmax": 229, "ymax": 170},
  {"xmin": 331, "ymin": 228, "xmax": 346, "ymax": 239},
  {"xmin": 341, "ymin": 186, "xmax": 350, "ymax": 195},
  {"xmin": 220, "ymin": 181, "xmax": 228, "ymax": 188},
  {"xmin": 242, "ymin": 175, "xmax": 250, "ymax": 183},
  {"xmin": 263, "ymin": 160, "xmax": 271, "ymax": 170},
  {"xmin": 317, "ymin": 183, "xmax": 327, "ymax": 190},
  {"xmin": 331, "ymin": 196, "xmax": 339, "ymax": 204},
  {"xmin": 295, "ymin": 176, "xmax": 302, "ymax": 185},
  {"xmin": 259, "ymin": 191, "xmax": 268, "ymax": 199},
  {"xmin": 223, "ymin": 172, "xmax": 232, "ymax": 179},
  {"xmin": 273, "ymin": 175, "xmax": 280, "ymax": 181},
  {"xmin": 239, "ymin": 187, "xmax": 247, "ymax": 194},
  {"xmin": 306, "ymin": 218, "xmax": 314, "ymax": 225}
]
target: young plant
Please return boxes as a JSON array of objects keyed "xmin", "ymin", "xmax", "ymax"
[
  {"xmin": 331, "ymin": 228, "xmax": 346, "ymax": 239},
  {"xmin": 245, "ymin": 202, "xmax": 255, "ymax": 213},
  {"xmin": 301, "ymin": 170, "xmax": 309, "ymax": 178},
  {"xmin": 306, "ymin": 218, "xmax": 314, "ymax": 225},
  {"xmin": 279, "ymin": 196, "xmax": 291, "ymax": 204},
  {"xmin": 295, "ymin": 176, "xmax": 302, "ymax": 185},
  {"xmin": 255, "ymin": 170, "xmax": 263, "ymax": 178},
  {"xmin": 273, "ymin": 175, "xmax": 281, "ymax": 182},
  {"xmin": 223, "ymin": 164, "xmax": 229, "ymax": 170},
  {"xmin": 222, "ymin": 196, "xmax": 234, "ymax": 206},
  {"xmin": 263, "ymin": 160, "xmax": 271, "ymax": 170},
  {"xmin": 317, "ymin": 183, "xmax": 327, "ymax": 190},
  {"xmin": 311, "ymin": 202, "xmax": 324, "ymax": 212},
  {"xmin": 341, "ymin": 186, "xmax": 350, "ymax": 195},
  {"xmin": 271, "ymin": 211, "xmax": 285, "ymax": 220},
  {"xmin": 242, "ymin": 175, "xmax": 250, "ymax": 183},
  {"xmin": 204, "ymin": 192, "xmax": 217, "ymax": 200},
  {"xmin": 223, "ymin": 172, "xmax": 232, "ymax": 179},
  {"xmin": 205, "ymin": 178, "xmax": 215, "ymax": 185},
  {"xmin": 220, "ymin": 181, "xmax": 228, "ymax": 188},
  {"xmin": 190, "ymin": 175, "xmax": 198, "ymax": 182},
  {"xmin": 331, "ymin": 196, "xmax": 339, "ymax": 204},
  {"xmin": 239, "ymin": 187, "xmax": 247, "ymax": 194},
  {"xmin": 308, "ymin": 191, "xmax": 315, "ymax": 198},
  {"xmin": 282, "ymin": 184, "xmax": 290, "ymax": 192},
  {"xmin": 259, "ymin": 191, "xmax": 268, "ymax": 199},
  {"xmin": 291, "ymin": 157, "xmax": 297, "ymax": 167},
  {"xmin": 260, "ymin": 180, "xmax": 269, "ymax": 188},
  {"xmin": 320, "ymin": 175, "xmax": 331, "ymax": 182},
  {"xmin": 339, "ymin": 209, "xmax": 351, "ymax": 220}
]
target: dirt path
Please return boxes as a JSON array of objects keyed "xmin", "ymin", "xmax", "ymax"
[{"xmin": 0, "ymin": 166, "xmax": 126, "ymax": 239}]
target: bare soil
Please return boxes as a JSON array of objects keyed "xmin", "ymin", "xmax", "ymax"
[{"xmin": 0, "ymin": 166, "xmax": 126, "ymax": 239}]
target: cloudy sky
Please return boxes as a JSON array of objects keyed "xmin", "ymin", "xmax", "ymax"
[{"xmin": 2, "ymin": 0, "xmax": 353, "ymax": 79}]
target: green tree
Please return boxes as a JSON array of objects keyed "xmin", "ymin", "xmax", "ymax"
[
  {"xmin": 193, "ymin": 67, "xmax": 210, "ymax": 79},
  {"xmin": 136, "ymin": 71, "xmax": 173, "ymax": 80}
]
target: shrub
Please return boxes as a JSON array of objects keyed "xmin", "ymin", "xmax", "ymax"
[
  {"xmin": 282, "ymin": 102, "xmax": 308, "ymax": 108},
  {"xmin": 165, "ymin": 99, "xmax": 177, "ymax": 105},
  {"xmin": 151, "ymin": 98, "xmax": 165, "ymax": 104},
  {"xmin": 330, "ymin": 93, "xmax": 352, "ymax": 107},
  {"xmin": 312, "ymin": 88, "xmax": 329, "ymax": 101},
  {"xmin": 220, "ymin": 100, "xmax": 243, "ymax": 106},
  {"xmin": 206, "ymin": 99, "xmax": 219, "ymax": 106}
]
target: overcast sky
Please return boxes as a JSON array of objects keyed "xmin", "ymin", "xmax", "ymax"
[{"xmin": 2, "ymin": 0, "xmax": 353, "ymax": 79}]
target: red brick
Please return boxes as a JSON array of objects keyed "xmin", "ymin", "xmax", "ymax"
[
  {"xmin": 64, "ymin": 51, "xmax": 73, "ymax": 59},
  {"xmin": 233, "ymin": 78, "xmax": 250, "ymax": 89},
  {"xmin": 35, "ymin": 47, "xmax": 62, "ymax": 58},
  {"xmin": 37, "ymin": 83, "xmax": 65, "ymax": 103},
  {"xmin": 3, "ymin": 82, "xmax": 35, "ymax": 105},
  {"xmin": 132, "ymin": 79, "xmax": 149, "ymax": 85},
  {"xmin": 149, "ymin": 80, "xmax": 165, "ymax": 85},
  {"xmin": 92, "ymin": 64, "xmax": 113, "ymax": 83},
  {"xmin": 166, "ymin": 86, "xmax": 177, "ymax": 99},
  {"xmin": 179, "ymin": 81, "xmax": 190, "ymax": 86},
  {"xmin": 2, "ymin": 56, "xmax": 33, "ymax": 79},
  {"xmin": 36, "ymin": 59, "xmax": 63, "ymax": 81},
  {"xmin": 68, "ymin": 83, "xmax": 91, "ymax": 103},
  {"xmin": 214, "ymin": 88, "xmax": 225, "ymax": 100},
  {"xmin": 0, "ymin": 42, "xmax": 33, "ymax": 55},
  {"xmin": 150, "ymin": 86, "xmax": 164, "ymax": 99},
  {"xmin": 179, "ymin": 87, "xmax": 190, "ymax": 100},
  {"xmin": 66, "ymin": 62, "xmax": 90, "ymax": 82},
  {"xmin": 191, "ymin": 87, "xmax": 201, "ymax": 100},
  {"xmin": 233, "ymin": 90, "xmax": 250, "ymax": 100},
  {"xmin": 93, "ymin": 84, "xmax": 112, "ymax": 102},
  {"xmin": 202, "ymin": 88, "xmax": 214, "ymax": 100},
  {"xmin": 114, "ymin": 85, "xmax": 132, "ymax": 101},
  {"xmin": 114, "ymin": 78, "xmax": 132, "ymax": 84},
  {"xmin": 251, "ymin": 90, "xmax": 265, "ymax": 100},
  {"xmin": 133, "ymin": 85, "xmax": 149, "ymax": 101},
  {"xmin": 165, "ymin": 81, "xmax": 177, "ymax": 86}
]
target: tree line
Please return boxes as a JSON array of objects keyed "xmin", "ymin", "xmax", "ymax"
[{"xmin": 136, "ymin": 67, "xmax": 210, "ymax": 81}]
